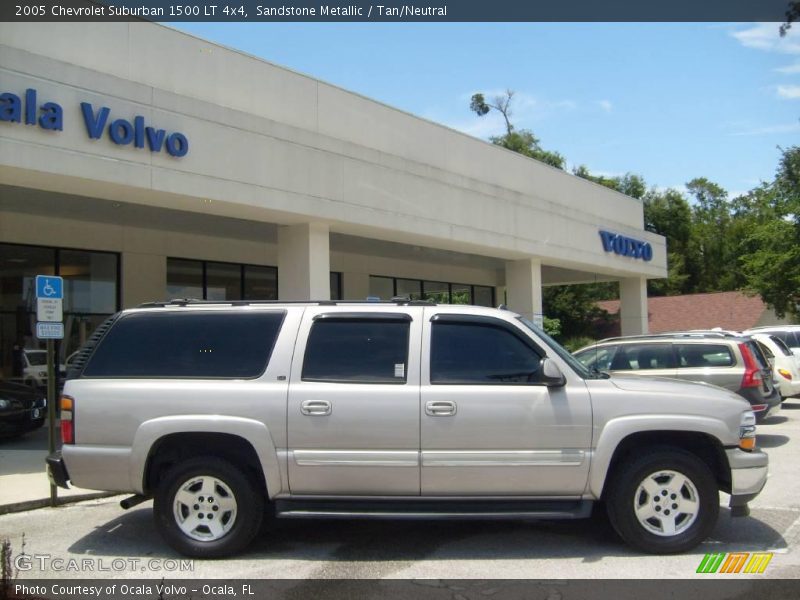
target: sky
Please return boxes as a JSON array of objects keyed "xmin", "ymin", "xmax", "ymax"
[{"xmin": 172, "ymin": 22, "xmax": 800, "ymax": 199}]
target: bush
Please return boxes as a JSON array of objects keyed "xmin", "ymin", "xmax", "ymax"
[{"xmin": 562, "ymin": 336, "xmax": 597, "ymax": 353}]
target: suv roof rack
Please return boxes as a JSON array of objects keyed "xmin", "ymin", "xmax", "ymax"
[{"xmin": 137, "ymin": 298, "xmax": 438, "ymax": 308}]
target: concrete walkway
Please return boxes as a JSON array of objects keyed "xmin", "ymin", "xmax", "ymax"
[{"xmin": 0, "ymin": 420, "xmax": 115, "ymax": 514}]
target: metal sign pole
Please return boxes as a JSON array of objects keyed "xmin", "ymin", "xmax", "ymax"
[{"xmin": 46, "ymin": 338, "xmax": 57, "ymax": 507}]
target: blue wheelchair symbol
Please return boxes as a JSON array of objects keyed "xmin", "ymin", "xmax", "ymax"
[{"xmin": 36, "ymin": 275, "xmax": 63, "ymax": 299}]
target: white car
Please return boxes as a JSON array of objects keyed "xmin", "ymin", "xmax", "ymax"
[
  {"xmin": 22, "ymin": 349, "xmax": 66, "ymax": 389},
  {"xmin": 749, "ymin": 333, "xmax": 800, "ymax": 399}
]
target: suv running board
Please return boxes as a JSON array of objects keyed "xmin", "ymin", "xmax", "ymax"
[{"xmin": 274, "ymin": 498, "xmax": 593, "ymax": 520}]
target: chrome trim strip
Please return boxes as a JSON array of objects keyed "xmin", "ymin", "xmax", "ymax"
[
  {"xmin": 292, "ymin": 450, "xmax": 419, "ymax": 467},
  {"xmin": 422, "ymin": 450, "xmax": 585, "ymax": 467}
]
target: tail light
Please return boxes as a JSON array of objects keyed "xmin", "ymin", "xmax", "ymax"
[
  {"xmin": 739, "ymin": 343, "xmax": 762, "ymax": 389},
  {"xmin": 60, "ymin": 395, "xmax": 74, "ymax": 444}
]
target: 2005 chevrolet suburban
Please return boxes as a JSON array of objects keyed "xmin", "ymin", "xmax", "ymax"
[{"xmin": 47, "ymin": 300, "xmax": 768, "ymax": 558}]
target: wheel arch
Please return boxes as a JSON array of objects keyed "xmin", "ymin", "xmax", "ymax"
[
  {"xmin": 590, "ymin": 418, "xmax": 732, "ymax": 499},
  {"xmin": 132, "ymin": 416, "xmax": 282, "ymax": 498}
]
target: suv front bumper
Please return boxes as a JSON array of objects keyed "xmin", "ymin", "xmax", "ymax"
[{"xmin": 726, "ymin": 447, "xmax": 768, "ymax": 515}]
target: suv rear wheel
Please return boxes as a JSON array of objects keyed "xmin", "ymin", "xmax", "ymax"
[
  {"xmin": 606, "ymin": 448, "xmax": 719, "ymax": 554},
  {"xmin": 154, "ymin": 456, "xmax": 264, "ymax": 558}
]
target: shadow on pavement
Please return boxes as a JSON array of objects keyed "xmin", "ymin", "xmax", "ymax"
[
  {"xmin": 762, "ymin": 415, "xmax": 789, "ymax": 425},
  {"xmin": 67, "ymin": 502, "xmax": 789, "ymax": 563},
  {"xmin": 757, "ymin": 434, "xmax": 791, "ymax": 448}
]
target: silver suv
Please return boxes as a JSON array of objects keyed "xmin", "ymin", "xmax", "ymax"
[
  {"xmin": 574, "ymin": 331, "xmax": 782, "ymax": 422},
  {"xmin": 47, "ymin": 301, "xmax": 768, "ymax": 558}
]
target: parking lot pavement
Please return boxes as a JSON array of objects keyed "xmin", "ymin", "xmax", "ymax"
[
  {"xmin": 1, "ymin": 400, "xmax": 799, "ymax": 580},
  {"xmin": 0, "ymin": 422, "xmax": 106, "ymax": 509}
]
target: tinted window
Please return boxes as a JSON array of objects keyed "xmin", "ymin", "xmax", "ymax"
[
  {"xmin": 83, "ymin": 311, "xmax": 284, "ymax": 378},
  {"xmin": 302, "ymin": 319, "xmax": 409, "ymax": 383},
  {"xmin": 431, "ymin": 321, "xmax": 542, "ymax": 384},
  {"xmin": 676, "ymin": 344, "xmax": 734, "ymax": 368}
]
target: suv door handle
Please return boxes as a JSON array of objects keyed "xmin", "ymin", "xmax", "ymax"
[
  {"xmin": 425, "ymin": 400, "xmax": 457, "ymax": 416},
  {"xmin": 301, "ymin": 400, "xmax": 332, "ymax": 416}
]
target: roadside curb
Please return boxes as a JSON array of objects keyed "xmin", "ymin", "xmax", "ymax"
[{"xmin": 0, "ymin": 492, "xmax": 120, "ymax": 516}]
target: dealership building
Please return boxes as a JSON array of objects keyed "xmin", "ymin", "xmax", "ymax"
[{"xmin": 0, "ymin": 22, "xmax": 666, "ymax": 376}]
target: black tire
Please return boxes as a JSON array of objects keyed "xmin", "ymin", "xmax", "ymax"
[
  {"xmin": 605, "ymin": 447, "xmax": 719, "ymax": 554},
  {"xmin": 154, "ymin": 456, "xmax": 264, "ymax": 558}
]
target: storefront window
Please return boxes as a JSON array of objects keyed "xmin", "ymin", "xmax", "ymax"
[
  {"xmin": 396, "ymin": 278, "xmax": 423, "ymax": 300},
  {"xmin": 243, "ymin": 265, "xmax": 278, "ymax": 300},
  {"xmin": 0, "ymin": 243, "xmax": 119, "ymax": 387},
  {"xmin": 166, "ymin": 258, "xmax": 203, "ymax": 300},
  {"xmin": 450, "ymin": 284, "xmax": 472, "ymax": 305},
  {"xmin": 369, "ymin": 274, "xmax": 494, "ymax": 306},
  {"xmin": 369, "ymin": 276, "xmax": 394, "ymax": 300},
  {"xmin": 423, "ymin": 281, "xmax": 449, "ymax": 303},
  {"xmin": 206, "ymin": 262, "xmax": 242, "ymax": 301}
]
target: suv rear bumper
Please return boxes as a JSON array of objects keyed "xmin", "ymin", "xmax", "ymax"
[
  {"xmin": 727, "ymin": 447, "xmax": 768, "ymax": 497},
  {"xmin": 46, "ymin": 451, "xmax": 71, "ymax": 489}
]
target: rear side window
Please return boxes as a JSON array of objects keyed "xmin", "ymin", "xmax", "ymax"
[
  {"xmin": 83, "ymin": 311, "xmax": 285, "ymax": 378},
  {"xmin": 302, "ymin": 319, "xmax": 410, "ymax": 384},
  {"xmin": 676, "ymin": 344, "xmax": 734, "ymax": 368},
  {"xmin": 431, "ymin": 321, "xmax": 542, "ymax": 384},
  {"xmin": 607, "ymin": 343, "xmax": 675, "ymax": 371}
]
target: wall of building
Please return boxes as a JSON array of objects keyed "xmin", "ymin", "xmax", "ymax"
[{"xmin": 0, "ymin": 22, "xmax": 666, "ymax": 283}]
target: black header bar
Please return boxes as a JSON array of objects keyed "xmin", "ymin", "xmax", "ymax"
[{"xmin": 0, "ymin": 0, "xmax": 793, "ymax": 22}]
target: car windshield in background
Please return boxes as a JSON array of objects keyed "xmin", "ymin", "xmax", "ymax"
[{"xmin": 25, "ymin": 351, "xmax": 46, "ymax": 366}]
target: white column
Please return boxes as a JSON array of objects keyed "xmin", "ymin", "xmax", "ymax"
[
  {"xmin": 619, "ymin": 277, "xmax": 649, "ymax": 336},
  {"xmin": 122, "ymin": 253, "xmax": 166, "ymax": 308},
  {"xmin": 504, "ymin": 258, "xmax": 543, "ymax": 324},
  {"xmin": 277, "ymin": 223, "xmax": 330, "ymax": 300}
]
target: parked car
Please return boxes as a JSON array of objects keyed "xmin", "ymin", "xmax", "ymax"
[
  {"xmin": 749, "ymin": 333, "xmax": 800, "ymax": 399},
  {"xmin": 0, "ymin": 380, "xmax": 47, "ymax": 438},
  {"xmin": 744, "ymin": 326, "xmax": 800, "ymax": 360},
  {"xmin": 22, "ymin": 349, "xmax": 66, "ymax": 389},
  {"xmin": 574, "ymin": 331, "xmax": 781, "ymax": 422},
  {"xmin": 47, "ymin": 301, "xmax": 768, "ymax": 558}
]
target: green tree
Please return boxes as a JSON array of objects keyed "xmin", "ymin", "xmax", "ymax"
[
  {"xmin": 739, "ymin": 146, "xmax": 800, "ymax": 319},
  {"xmin": 643, "ymin": 188, "xmax": 694, "ymax": 295},
  {"xmin": 573, "ymin": 167, "xmax": 647, "ymax": 200},
  {"xmin": 685, "ymin": 177, "xmax": 738, "ymax": 292},
  {"xmin": 470, "ymin": 90, "xmax": 565, "ymax": 169}
]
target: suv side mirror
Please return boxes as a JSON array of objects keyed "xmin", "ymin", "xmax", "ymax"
[{"xmin": 540, "ymin": 358, "xmax": 567, "ymax": 387}]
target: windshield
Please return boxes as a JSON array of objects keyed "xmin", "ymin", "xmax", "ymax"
[
  {"xmin": 25, "ymin": 350, "xmax": 47, "ymax": 366},
  {"xmin": 517, "ymin": 317, "xmax": 601, "ymax": 379}
]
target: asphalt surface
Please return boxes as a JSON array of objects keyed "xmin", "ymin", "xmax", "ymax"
[{"xmin": 2, "ymin": 400, "xmax": 800, "ymax": 581}]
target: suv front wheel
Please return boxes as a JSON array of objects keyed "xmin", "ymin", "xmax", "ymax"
[
  {"xmin": 154, "ymin": 456, "xmax": 264, "ymax": 558},
  {"xmin": 605, "ymin": 447, "xmax": 719, "ymax": 554}
]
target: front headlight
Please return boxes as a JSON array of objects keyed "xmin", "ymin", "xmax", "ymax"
[
  {"xmin": 739, "ymin": 410, "xmax": 757, "ymax": 451},
  {"xmin": 38, "ymin": 371, "xmax": 47, "ymax": 378},
  {"xmin": 0, "ymin": 398, "xmax": 11, "ymax": 410}
]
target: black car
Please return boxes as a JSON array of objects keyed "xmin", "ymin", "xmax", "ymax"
[{"xmin": 0, "ymin": 380, "xmax": 47, "ymax": 438}]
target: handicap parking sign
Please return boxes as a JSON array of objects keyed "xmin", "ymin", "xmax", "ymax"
[{"xmin": 36, "ymin": 275, "xmax": 63, "ymax": 299}]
